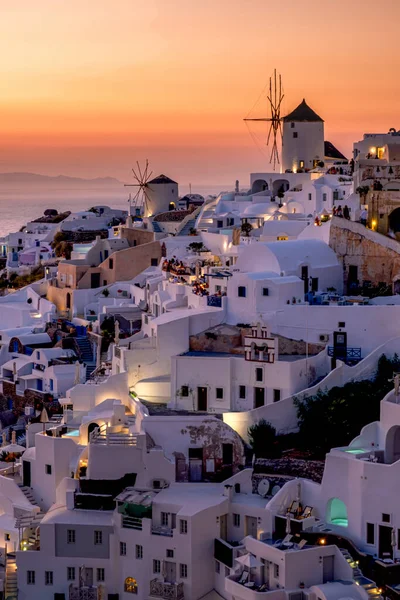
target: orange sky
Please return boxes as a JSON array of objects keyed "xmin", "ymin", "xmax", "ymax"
[{"xmin": 1, "ymin": 0, "xmax": 400, "ymax": 186}]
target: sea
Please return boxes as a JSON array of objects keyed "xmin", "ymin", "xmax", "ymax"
[{"xmin": 0, "ymin": 184, "xmax": 231, "ymax": 238}]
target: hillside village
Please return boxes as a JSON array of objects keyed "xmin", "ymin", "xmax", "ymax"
[{"xmin": 1, "ymin": 102, "xmax": 400, "ymax": 600}]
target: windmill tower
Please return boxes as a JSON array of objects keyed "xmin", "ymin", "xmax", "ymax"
[
  {"xmin": 281, "ymin": 99, "xmax": 324, "ymax": 173},
  {"xmin": 244, "ymin": 70, "xmax": 325, "ymax": 173},
  {"xmin": 125, "ymin": 161, "xmax": 178, "ymax": 217}
]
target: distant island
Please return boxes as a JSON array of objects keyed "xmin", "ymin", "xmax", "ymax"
[{"xmin": 0, "ymin": 172, "xmax": 123, "ymax": 187}]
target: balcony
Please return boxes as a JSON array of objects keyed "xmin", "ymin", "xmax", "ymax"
[
  {"xmin": 122, "ymin": 515, "xmax": 143, "ymax": 530},
  {"xmin": 225, "ymin": 576, "xmax": 277, "ymax": 600},
  {"xmin": 150, "ymin": 578, "xmax": 184, "ymax": 600},
  {"xmin": 151, "ymin": 524, "xmax": 173, "ymax": 537},
  {"xmin": 69, "ymin": 584, "xmax": 99, "ymax": 600}
]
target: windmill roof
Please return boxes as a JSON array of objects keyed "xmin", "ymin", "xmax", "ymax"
[
  {"xmin": 283, "ymin": 99, "xmax": 324, "ymax": 123},
  {"xmin": 324, "ymin": 141, "xmax": 347, "ymax": 160},
  {"xmin": 148, "ymin": 174, "xmax": 177, "ymax": 185}
]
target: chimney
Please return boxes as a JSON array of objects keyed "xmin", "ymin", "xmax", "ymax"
[{"xmin": 223, "ymin": 484, "xmax": 233, "ymax": 501}]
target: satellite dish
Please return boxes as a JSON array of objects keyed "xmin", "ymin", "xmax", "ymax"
[
  {"xmin": 271, "ymin": 485, "xmax": 281, "ymax": 496},
  {"xmin": 257, "ymin": 479, "xmax": 270, "ymax": 497}
]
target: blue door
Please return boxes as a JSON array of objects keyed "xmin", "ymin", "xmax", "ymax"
[{"xmin": 37, "ymin": 379, "xmax": 43, "ymax": 392}]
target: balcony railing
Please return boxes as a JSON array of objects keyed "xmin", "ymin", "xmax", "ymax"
[
  {"xmin": 69, "ymin": 584, "xmax": 99, "ymax": 600},
  {"xmin": 150, "ymin": 578, "xmax": 184, "ymax": 600},
  {"xmin": 151, "ymin": 525, "xmax": 173, "ymax": 537},
  {"xmin": 122, "ymin": 515, "xmax": 143, "ymax": 530}
]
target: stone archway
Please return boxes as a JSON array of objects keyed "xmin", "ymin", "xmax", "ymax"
[
  {"xmin": 252, "ymin": 179, "xmax": 268, "ymax": 194},
  {"xmin": 87, "ymin": 422, "xmax": 100, "ymax": 443},
  {"xmin": 272, "ymin": 179, "xmax": 290, "ymax": 196},
  {"xmin": 326, "ymin": 497, "xmax": 348, "ymax": 527},
  {"xmin": 385, "ymin": 425, "xmax": 400, "ymax": 463}
]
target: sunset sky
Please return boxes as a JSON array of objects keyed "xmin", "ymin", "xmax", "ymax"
[{"xmin": 1, "ymin": 0, "xmax": 400, "ymax": 187}]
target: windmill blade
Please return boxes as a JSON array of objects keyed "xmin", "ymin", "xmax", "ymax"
[
  {"xmin": 132, "ymin": 190, "xmax": 141, "ymax": 206},
  {"xmin": 143, "ymin": 159, "xmax": 149, "ymax": 182},
  {"xmin": 145, "ymin": 170, "xmax": 153, "ymax": 184},
  {"xmin": 132, "ymin": 166, "xmax": 140, "ymax": 183},
  {"xmin": 136, "ymin": 161, "xmax": 144, "ymax": 183}
]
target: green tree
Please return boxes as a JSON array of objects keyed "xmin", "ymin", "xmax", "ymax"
[{"xmin": 248, "ymin": 419, "xmax": 277, "ymax": 458}]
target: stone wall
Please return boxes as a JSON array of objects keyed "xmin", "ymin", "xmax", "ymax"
[
  {"xmin": 254, "ymin": 457, "xmax": 325, "ymax": 483},
  {"xmin": 189, "ymin": 325, "xmax": 325, "ymax": 356},
  {"xmin": 330, "ymin": 216, "xmax": 400, "ymax": 291}
]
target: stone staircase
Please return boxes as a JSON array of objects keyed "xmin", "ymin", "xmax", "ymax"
[
  {"xmin": 5, "ymin": 552, "xmax": 17, "ymax": 600},
  {"xmin": 339, "ymin": 548, "xmax": 382, "ymax": 599},
  {"xmin": 75, "ymin": 337, "xmax": 96, "ymax": 379},
  {"xmin": 177, "ymin": 217, "xmax": 196, "ymax": 236}
]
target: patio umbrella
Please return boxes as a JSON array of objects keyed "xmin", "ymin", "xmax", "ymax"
[
  {"xmin": 40, "ymin": 407, "xmax": 49, "ymax": 433},
  {"xmin": 235, "ymin": 553, "xmax": 263, "ymax": 569},
  {"xmin": 286, "ymin": 512, "xmax": 292, "ymax": 535},
  {"xmin": 74, "ymin": 361, "xmax": 81, "ymax": 385},
  {"xmin": 392, "ymin": 527, "xmax": 397, "ymax": 550},
  {"xmin": 114, "ymin": 319, "xmax": 120, "ymax": 346},
  {"xmin": 1, "ymin": 439, "xmax": 25, "ymax": 475}
]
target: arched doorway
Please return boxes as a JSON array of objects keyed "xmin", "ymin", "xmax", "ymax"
[
  {"xmin": 326, "ymin": 497, "xmax": 348, "ymax": 527},
  {"xmin": 389, "ymin": 208, "xmax": 400, "ymax": 235},
  {"xmin": 168, "ymin": 202, "xmax": 176, "ymax": 211},
  {"xmin": 87, "ymin": 422, "xmax": 100, "ymax": 442},
  {"xmin": 385, "ymin": 425, "xmax": 400, "ymax": 463},
  {"xmin": 251, "ymin": 179, "xmax": 268, "ymax": 194},
  {"xmin": 272, "ymin": 179, "xmax": 290, "ymax": 197},
  {"xmin": 66, "ymin": 292, "xmax": 71, "ymax": 310}
]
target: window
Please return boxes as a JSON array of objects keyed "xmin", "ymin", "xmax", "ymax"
[
  {"xmin": 36, "ymin": 351, "xmax": 40, "ymax": 359},
  {"xmin": 273, "ymin": 389, "xmax": 281, "ymax": 403},
  {"xmin": 216, "ymin": 388, "xmax": 224, "ymax": 400},
  {"xmin": 299, "ymin": 160, "xmax": 305, "ymax": 168},
  {"xmin": 293, "ymin": 132, "xmax": 298, "ymax": 139},
  {"xmin": 120, "ymin": 542, "xmax": 127, "ymax": 556},
  {"xmin": 308, "ymin": 193, "xmax": 312, "ymax": 201},
  {"xmin": 4, "ymin": 533, "xmax": 10, "ymax": 541},
  {"xmin": 235, "ymin": 483, "xmax": 241, "ymax": 493},
  {"xmin": 45, "ymin": 464, "xmax": 52, "ymax": 475},
  {"xmin": 97, "ymin": 568, "xmax": 105, "ymax": 582},
  {"xmin": 238, "ymin": 286, "xmax": 246, "ymax": 298},
  {"xmin": 49, "ymin": 378, "xmax": 54, "ymax": 391},
  {"xmin": 180, "ymin": 519, "xmax": 188, "ymax": 534},
  {"xmin": 109, "ymin": 258, "xmax": 114, "ymax": 269},
  {"xmin": 277, "ymin": 235, "xmax": 288, "ymax": 241},
  {"xmin": 124, "ymin": 577, "xmax": 138, "ymax": 594},
  {"xmin": 323, "ymin": 193, "xmax": 327, "ymax": 202},
  {"xmin": 233, "ymin": 514, "xmax": 240, "ymax": 527},
  {"xmin": 167, "ymin": 549, "xmax": 174, "ymax": 558},
  {"xmin": 136, "ymin": 544, "xmax": 143, "ymax": 559},
  {"xmin": 27, "ymin": 570, "xmax": 35, "ymax": 585},
  {"xmin": 180, "ymin": 564, "xmax": 188, "ymax": 578},
  {"xmin": 151, "ymin": 258, "xmax": 158, "ymax": 267},
  {"xmin": 67, "ymin": 567, "xmax": 75, "ymax": 581},
  {"xmin": 161, "ymin": 512, "xmax": 169, "ymax": 526},
  {"xmin": 382, "ymin": 513, "xmax": 391, "ymax": 523},
  {"xmin": 333, "ymin": 190, "xmax": 339, "ymax": 201},
  {"xmin": 94, "ymin": 530, "xmax": 103, "ymax": 545},
  {"xmin": 291, "ymin": 122, "xmax": 295, "ymax": 128},
  {"xmin": 256, "ymin": 368, "xmax": 263, "ymax": 382},
  {"xmin": 217, "ymin": 220, "xmax": 223, "ymax": 228},
  {"xmin": 45, "ymin": 571, "xmax": 53, "ymax": 585},
  {"xmin": 239, "ymin": 385, "xmax": 246, "ymax": 399},
  {"xmin": 262, "ymin": 287, "xmax": 269, "ymax": 296},
  {"xmin": 181, "ymin": 386, "xmax": 189, "ymax": 397},
  {"xmin": 274, "ymin": 564, "xmax": 280, "ymax": 578},
  {"xmin": 366, "ymin": 522, "xmax": 375, "ymax": 545},
  {"xmin": 67, "ymin": 529, "xmax": 76, "ymax": 544},
  {"xmin": 153, "ymin": 559, "xmax": 161, "ymax": 574}
]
